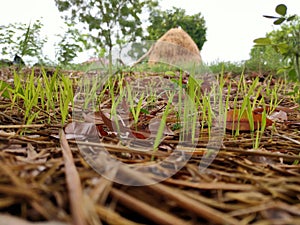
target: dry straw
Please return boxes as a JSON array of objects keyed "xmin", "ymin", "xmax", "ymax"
[{"xmin": 148, "ymin": 28, "xmax": 202, "ymax": 67}]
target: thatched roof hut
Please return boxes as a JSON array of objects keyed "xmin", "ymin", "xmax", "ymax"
[{"xmin": 148, "ymin": 28, "xmax": 202, "ymax": 67}]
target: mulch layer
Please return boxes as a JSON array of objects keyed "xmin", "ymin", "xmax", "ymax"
[{"xmin": 0, "ymin": 66, "xmax": 300, "ymax": 225}]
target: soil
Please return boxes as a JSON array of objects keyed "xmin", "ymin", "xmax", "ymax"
[{"xmin": 0, "ymin": 66, "xmax": 300, "ymax": 225}]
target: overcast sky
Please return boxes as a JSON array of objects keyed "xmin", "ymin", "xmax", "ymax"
[{"xmin": 0, "ymin": 0, "xmax": 299, "ymax": 64}]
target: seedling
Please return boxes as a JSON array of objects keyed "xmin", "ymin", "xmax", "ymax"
[
  {"xmin": 7, "ymin": 68, "xmax": 75, "ymax": 126},
  {"xmin": 0, "ymin": 80, "xmax": 13, "ymax": 99},
  {"xmin": 268, "ymin": 80, "xmax": 284, "ymax": 113},
  {"xmin": 59, "ymin": 74, "xmax": 74, "ymax": 125},
  {"xmin": 125, "ymin": 83, "xmax": 145, "ymax": 128},
  {"xmin": 41, "ymin": 69, "xmax": 59, "ymax": 122},
  {"xmin": 152, "ymin": 92, "xmax": 174, "ymax": 158}
]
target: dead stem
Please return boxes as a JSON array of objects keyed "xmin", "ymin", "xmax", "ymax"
[{"xmin": 60, "ymin": 130, "xmax": 87, "ymax": 225}]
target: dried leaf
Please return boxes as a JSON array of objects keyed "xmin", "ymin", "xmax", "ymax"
[
  {"xmin": 99, "ymin": 108, "xmax": 115, "ymax": 131},
  {"xmin": 96, "ymin": 124, "xmax": 109, "ymax": 137},
  {"xmin": 269, "ymin": 110, "xmax": 288, "ymax": 122},
  {"xmin": 226, "ymin": 109, "xmax": 273, "ymax": 131},
  {"xmin": 131, "ymin": 130, "xmax": 150, "ymax": 139},
  {"xmin": 99, "ymin": 107, "xmax": 151, "ymax": 139}
]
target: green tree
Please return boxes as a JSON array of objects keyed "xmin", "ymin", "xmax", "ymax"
[
  {"xmin": 55, "ymin": 23, "xmax": 85, "ymax": 65},
  {"xmin": 54, "ymin": 0, "xmax": 159, "ymax": 70},
  {"xmin": 0, "ymin": 20, "xmax": 47, "ymax": 63},
  {"xmin": 254, "ymin": 4, "xmax": 300, "ymax": 80},
  {"xmin": 146, "ymin": 7, "xmax": 207, "ymax": 50},
  {"xmin": 246, "ymin": 32, "xmax": 288, "ymax": 73}
]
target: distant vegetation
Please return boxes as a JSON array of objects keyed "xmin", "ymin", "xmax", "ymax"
[
  {"xmin": 146, "ymin": 7, "xmax": 207, "ymax": 51},
  {"xmin": 0, "ymin": 2, "xmax": 299, "ymax": 80}
]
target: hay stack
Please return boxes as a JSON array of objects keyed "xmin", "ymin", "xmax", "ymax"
[{"xmin": 148, "ymin": 28, "xmax": 202, "ymax": 67}]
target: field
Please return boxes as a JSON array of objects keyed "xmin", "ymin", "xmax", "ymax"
[{"xmin": 0, "ymin": 63, "xmax": 300, "ymax": 225}]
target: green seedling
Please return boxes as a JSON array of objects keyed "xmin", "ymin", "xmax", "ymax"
[
  {"xmin": 289, "ymin": 83, "xmax": 300, "ymax": 103},
  {"xmin": 81, "ymin": 76, "xmax": 104, "ymax": 110},
  {"xmin": 268, "ymin": 80, "xmax": 283, "ymax": 113},
  {"xmin": 258, "ymin": 101, "xmax": 267, "ymax": 148},
  {"xmin": 41, "ymin": 68, "xmax": 59, "ymax": 122},
  {"xmin": 0, "ymin": 80, "xmax": 13, "ymax": 99},
  {"xmin": 251, "ymin": 85, "xmax": 263, "ymax": 110},
  {"xmin": 183, "ymin": 69, "xmax": 209, "ymax": 144},
  {"xmin": 12, "ymin": 71, "xmax": 24, "ymax": 105},
  {"xmin": 152, "ymin": 92, "xmax": 174, "ymax": 159},
  {"xmin": 110, "ymin": 84, "xmax": 126, "ymax": 135},
  {"xmin": 229, "ymin": 73, "xmax": 270, "ymax": 149},
  {"xmin": 23, "ymin": 71, "xmax": 42, "ymax": 124},
  {"xmin": 223, "ymin": 73, "xmax": 232, "ymax": 133},
  {"xmin": 124, "ymin": 82, "xmax": 145, "ymax": 128},
  {"xmin": 59, "ymin": 74, "xmax": 74, "ymax": 125},
  {"xmin": 252, "ymin": 101, "xmax": 268, "ymax": 149},
  {"xmin": 232, "ymin": 75, "xmax": 258, "ymax": 136},
  {"xmin": 230, "ymin": 73, "xmax": 245, "ymax": 136},
  {"xmin": 10, "ymin": 68, "xmax": 75, "ymax": 126},
  {"xmin": 186, "ymin": 97, "xmax": 199, "ymax": 144},
  {"xmin": 108, "ymin": 76, "xmax": 117, "ymax": 107}
]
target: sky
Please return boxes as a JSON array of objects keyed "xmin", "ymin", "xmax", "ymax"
[{"xmin": 0, "ymin": 0, "xmax": 299, "ymax": 64}]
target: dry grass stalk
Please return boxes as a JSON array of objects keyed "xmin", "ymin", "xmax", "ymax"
[
  {"xmin": 109, "ymin": 165, "xmax": 241, "ymax": 225},
  {"xmin": 110, "ymin": 188, "xmax": 190, "ymax": 225},
  {"xmin": 0, "ymin": 214, "xmax": 69, "ymax": 225},
  {"xmin": 0, "ymin": 163, "xmax": 62, "ymax": 220},
  {"xmin": 94, "ymin": 204, "xmax": 142, "ymax": 225},
  {"xmin": 60, "ymin": 130, "xmax": 87, "ymax": 225}
]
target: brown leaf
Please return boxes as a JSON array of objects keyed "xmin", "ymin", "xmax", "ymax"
[
  {"xmin": 131, "ymin": 129, "xmax": 150, "ymax": 139},
  {"xmin": 96, "ymin": 124, "xmax": 109, "ymax": 137},
  {"xmin": 99, "ymin": 108, "xmax": 115, "ymax": 131},
  {"xmin": 226, "ymin": 109, "xmax": 273, "ymax": 131}
]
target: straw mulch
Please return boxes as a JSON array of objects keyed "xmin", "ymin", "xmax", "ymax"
[{"xmin": 0, "ymin": 68, "xmax": 300, "ymax": 225}]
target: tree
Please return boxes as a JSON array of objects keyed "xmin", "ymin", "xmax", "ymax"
[
  {"xmin": 0, "ymin": 20, "xmax": 47, "ymax": 64},
  {"xmin": 146, "ymin": 7, "xmax": 207, "ymax": 50},
  {"xmin": 55, "ymin": 23, "xmax": 85, "ymax": 65},
  {"xmin": 54, "ymin": 0, "xmax": 159, "ymax": 69},
  {"xmin": 246, "ymin": 31, "xmax": 288, "ymax": 73},
  {"xmin": 254, "ymin": 4, "xmax": 300, "ymax": 80}
]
